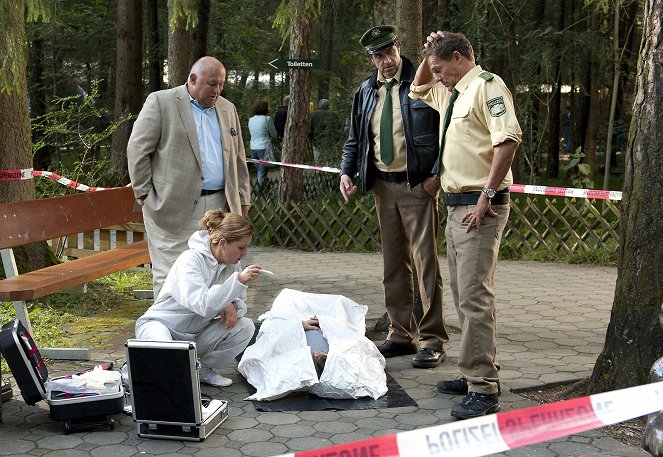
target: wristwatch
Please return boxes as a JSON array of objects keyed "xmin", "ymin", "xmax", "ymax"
[{"xmin": 482, "ymin": 187, "xmax": 496, "ymax": 202}]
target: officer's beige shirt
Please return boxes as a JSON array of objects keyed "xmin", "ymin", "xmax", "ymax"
[
  {"xmin": 409, "ymin": 65, "xmax": 522, "ymax": 193},
  {"xmin": 371, "ymin": 62, "xmax": 406, "ymax": 172}
]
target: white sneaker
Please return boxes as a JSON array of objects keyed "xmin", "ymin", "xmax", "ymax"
[{"xmin": 199, "ymin": 367, "xmax": 232, "ymax": 387}]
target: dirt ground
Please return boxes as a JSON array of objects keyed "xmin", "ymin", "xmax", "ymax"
[{"xmin": 517, "ymin": 380, "xmax": 648, "ymax": 450}]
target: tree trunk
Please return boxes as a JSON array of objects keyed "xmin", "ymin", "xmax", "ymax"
[
  {"xmin": 603, "ymin": 0, "xmax": 621, "ymax": 190},
  {"xmin": 1, "ymin": 0, "xmax": 34, "ymax": 206},
  {"xmin": 582, "ymin": 9, "xmax": 601, "ymax": 177},
  {"xmin": 422, "ymin": 0, "xmax": 438, "ymax": 34},
  {"xmin": 396, "ymin": 0, "xmax": 422, "ymax": 63},
  {"xmin": 167, "ymin": 0, "xmax": 190, "ymax": 87},
  {"xmin": 111, "ymin": 0, "xmax": 143, "ymax": 181},
  {"xmin": 29, "ymin": 36, "xmax": 52, "ymax": 172},
  {"xmin": 587, "ymin": 0, "xmax": 663, "ymax": 393},
  {"xmin": 523, "ymin": 0, "xmax": 545, "ymax": 180},
  {"xmin": 545, "ymin": 0, "xmax": 564, "ymax": 178},
  {"xmin": 279, "ymin": 5, "xmax": 311, "ymax": 205},
  {"xmin": 146, "ymin": 0, "xmax": 162, "ymax": 93},
  {"xmin": 316, "ymin": 3, "xmax": 333, "ymax": 101},
  {"xmin": 0, "ymin": 0, "xmax": 54, "ymax": 272},
  {"xmin": 191, "ymin": 0, "xmax": 211, "ymax": 63}
]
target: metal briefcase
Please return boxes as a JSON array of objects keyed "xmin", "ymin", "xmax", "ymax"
[
  {"xmin": 125, "ymin": 339, "xmax": 228, "ymax": 441},
  {"xmin": 0, "ymin": 319, "xmax": 124, "ymax": 433}
]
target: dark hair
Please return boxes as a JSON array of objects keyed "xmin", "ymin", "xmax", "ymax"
[
  {"xmin": 252, "ymin": 99, "xmax": 269, "ymax": 116},
  {"xmin": 423, "ymin": 31, "xmax": 474, "ymax": 62},
  {"xmin": 312, "ymin": 353, "xmax": 327, "ymax": 378}
]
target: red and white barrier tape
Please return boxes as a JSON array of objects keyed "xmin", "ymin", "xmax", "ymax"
[
  {"xmin": 248, "ymin": 159, "xmax": 623, "ymax": 201},
  {"xmin": 248, "ymin": 158, "xmax": 342, "ymax": 175},
  {"xmin": 272, "ymin": 381, "xmax": 662, "ymax": 457},
  {"xmin": 2, "ymin": 163, "xmax": 624, "ymax": 200},
  {"xmin": 509, "ymin": 183, "xmax": 622, "ymax": 201},
  {"xmin": 0, "ymin": 168, "xmax": 113, "ymax": 191},
  {"xmin": 0, "ymin": 167, "xmax": 34, "ymax": 181},
  {"xmin": 34, "ymin": 170, "xmax": 113, "ymax": 191}
]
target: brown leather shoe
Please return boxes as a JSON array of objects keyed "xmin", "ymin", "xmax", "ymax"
[
  {"xmin": 411, "ymin": 348, "xmax": 446, "ymax": 368},
  {"xmin": 376, "ymin": 340, "xmax": 418, "ymax": 358}
]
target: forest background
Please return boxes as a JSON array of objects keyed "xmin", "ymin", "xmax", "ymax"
[{"xmin": 2, "ymin": 0, "xmax": 641, "ymax": 198}]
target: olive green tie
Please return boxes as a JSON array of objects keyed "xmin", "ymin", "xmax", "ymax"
[
  {"xmin": 380, "ymin": 80, "xmax": 394, "ymax": 165},
  {"xmin": 437, "ymin": 89, "xmax": 459, "ymax": 173}
]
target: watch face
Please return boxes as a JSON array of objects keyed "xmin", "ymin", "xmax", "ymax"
[{"xmin": 484, "ymin": 188, "xmax": 496, "ymax": 199}]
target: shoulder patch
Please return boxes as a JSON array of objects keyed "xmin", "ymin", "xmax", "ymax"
[
  {"xmin": 479, "ymin": 71, "xmax": 494, "ymax": 81},
  {"xmin": 487, "ymin": 96, "xmax": 507, "ymax": 117}
]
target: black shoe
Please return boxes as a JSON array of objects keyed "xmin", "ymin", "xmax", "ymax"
[
  {"xmin": 437, "ymin": 377, "xmax": 502, "ymax": 395},
  {"xmin": 437, "ymin": 377, "xmax": 469, "ymax": 395},
  {"xmin": 377, "ymin": 340, "xmax": 418, "ymax": 358},
  {"xmin": 411, "ymin": 348, "xmax": 446, "ymax": 368},
  {"xmin": 451, "ymin": 392, "xmax": 500, "ymax": 419}
]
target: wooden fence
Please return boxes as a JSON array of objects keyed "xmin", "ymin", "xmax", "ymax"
[
  {"xmin": 249, "ymin": 174, "xmax": 620, "ymax": 255},
  {"xmin": 55, "ymin": 174, "xmax": 621, "ymax": 258}
]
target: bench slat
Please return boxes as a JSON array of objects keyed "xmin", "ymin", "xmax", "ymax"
[
  {"xmin": 0, "ymin": 187, "xmax": 142, "ymax": 249},
  {"xmin": 0, "ymin": 240, "xmax": 150, "ymax": 301}
]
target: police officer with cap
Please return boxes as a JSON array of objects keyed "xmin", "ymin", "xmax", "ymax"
[{"xmin": 340, "ymin": 25, "xmax": 449, "ymax": 368}]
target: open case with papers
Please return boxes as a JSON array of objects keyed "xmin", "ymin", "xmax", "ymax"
[
  {"xmin": 0, "ymin": 319, "xmax": 124, "ymax": 433},
  {"xmin": 124, "ymin": 339, "xmax": 228, "ymax": 441}
]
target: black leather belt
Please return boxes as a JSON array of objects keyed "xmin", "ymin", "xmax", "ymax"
[
  {"xmin": 375, "ymin": 170, "xmax": 407, "ymax": 183},
  {"xmin": 444, "ymin": 188, "xmax": 509, "ymax": 206},
  {"xmin": 201, "ymin": 188, "xmax": 223, "ymax": 196}
]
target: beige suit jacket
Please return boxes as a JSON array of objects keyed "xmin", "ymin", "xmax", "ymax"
[{"xmin": 127, "ymin": 85, "xmax": 251, "ymax": 233}]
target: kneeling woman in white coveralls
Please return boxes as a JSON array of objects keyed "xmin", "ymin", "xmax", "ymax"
[{"xmin": 135, "ymin": 209, "xmax": 261, "ymax": 387}]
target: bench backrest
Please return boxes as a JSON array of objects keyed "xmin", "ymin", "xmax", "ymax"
[{"xmin": 0, "ymin": 187, "xmax": 142, "ymax": 250}]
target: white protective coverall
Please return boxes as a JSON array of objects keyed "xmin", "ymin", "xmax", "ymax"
[
  {"xmin": 238, "ymin": 288, "xmax": 387, "ymax": 401},
  {"xmin": 135, "ymin": 230, "xmax": 255, "ymax": 370}
]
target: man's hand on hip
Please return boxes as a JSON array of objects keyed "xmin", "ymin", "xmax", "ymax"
[{"xmin": 461, "ymin": 196, "xmax": 497, "ymax": 232}]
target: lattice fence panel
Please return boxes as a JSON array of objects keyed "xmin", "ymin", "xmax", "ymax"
[
  {"xmin": 251, "ymin": 182, "xmax": 621, "ymax": 255},
  {"xmin": 504, "ymin": 195, "xmax": 620, "ymax": 255}
]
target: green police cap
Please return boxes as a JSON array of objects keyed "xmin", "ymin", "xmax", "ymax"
[{"xmin": 359, "ymin": 25, "xmax": 397, "ymax": 55}]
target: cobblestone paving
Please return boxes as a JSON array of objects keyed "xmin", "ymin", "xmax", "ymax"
[{"xmin": 0, "ymin": 248, "xmax": 649, "ymax": 456}]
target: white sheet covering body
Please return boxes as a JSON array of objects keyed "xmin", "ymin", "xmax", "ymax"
[{"xmin": 238, "ymin": 288, "xmax": 387, "ymax": 401}]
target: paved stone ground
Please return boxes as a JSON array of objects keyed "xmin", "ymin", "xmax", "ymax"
[{"xmin": 0, "ymin": 247, "xmax": 650, "ymax": 456}]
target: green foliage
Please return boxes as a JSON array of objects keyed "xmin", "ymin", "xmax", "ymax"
[
  {"xmin": 0, "ymin": 301, "xmax": 73, "ymax": 351},
  {"xmin": 563, "ymin": 146, "xmax": 595, "ymax": 188},
  {"xmin": 273, "ymin": 0, "xmax": 322, "ymax": 41},
  {"xmin": 0, "ymin": 269, "xmax": 152, "ymax": 357},
  {"xmin": 170, "ymin": 0, "xmax": 198, "ymax": 30},
  {"xmin": 31, "ymin": 81, "xmax": 133, "ymax": 196}
]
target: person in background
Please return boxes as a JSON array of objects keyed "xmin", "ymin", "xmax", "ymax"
[
  {"xmin": 410, "ymin": 30, "xmax": 522, "ymax": 419},
  {"xmin": 248, "ymin": 99, "xmax": 278, "ymax": 187},
  {"xmin": 274, "ymin": 95, "xmax": 290, "ymax": 142},
  {"xmin": 340, "ymin": 25, "xmax": 449, "ymax": 370},
  {"xmin": 308, "ymin": 98, "xmax": 338, "ymax": 163},
  {"xmin": 128, "ymin": 56, "xmax": 251, "ymax": 298},
  {"xmin": 135, "ymin": 209, "xmax": 264, "ymax": 388}
]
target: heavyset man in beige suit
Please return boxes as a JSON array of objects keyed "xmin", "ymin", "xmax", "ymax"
[{"xmin": 128, "ymin": 56, "xmax": 251, "ymax": 297}]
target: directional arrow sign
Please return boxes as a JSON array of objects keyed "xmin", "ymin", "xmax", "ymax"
[{"xmin": 268, "ymin": 58, "xmax": 323, "ymax": 70}]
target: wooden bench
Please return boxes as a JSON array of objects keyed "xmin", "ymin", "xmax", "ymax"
[{"xmin": 0, "ymin": 187, "xmax": 150, "ymax": 359}]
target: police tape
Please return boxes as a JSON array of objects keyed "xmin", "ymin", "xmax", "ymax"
[
  {"xmin": 247, "ymin": 159, "xmax": 623, "ymax": 201},
  {"xmin": 271, "ymin": 381, "xmax": 662, "ymax": 457},
  {"xmin": 0, "ymin": 167, "xmax": 114, "ymax": 191},
  {"xmin": 0, "ymin": 167, "xmax": 34, "ymax": 181},
  {"xmin": 2, "ymin": 162, "xmax": 624, "ymax": 201},
  {"xmin": 509, "ymin": 183, "xmax": 622, "ymax": 201},
  {"xmin": 34, "ymin": 170, "xmax": 113, "ymax": 191},
  {"xmin": 248, "ymin": 158, "xmax": 343, "ymax": 175}
]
